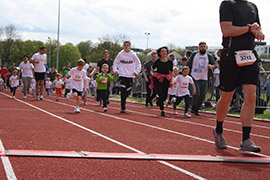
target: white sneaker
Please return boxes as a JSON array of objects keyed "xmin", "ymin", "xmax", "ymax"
[
  {"xmin": 23, "ymin": 96, "xmax": 27, "ymax": 99},
  {"xmin": 184, "ymin": 113, "xmax": 191, "ymax": 118},
  {"xmin": 173, "ymin": 110, "xmax": 178, "ymax": 115},
  {"xmin": 36, "ymin": 95, "xmax": 40, "ymax": 101},
  {"xmin": 74, "ymin": 106, "xmax": 80, "ymax": 113},
  {"xmin": 104, "ymin": 107, "xmax": 107, "ymax": 112},
  {"xmin": 12, "ymin": 96, "xmax": 15, "ymax": 99},
  {"xmin": 40, "ymin": 95, "xmax": 43, "ymax": 100},
  {"xmin": 66, "ymin": 92, "xmax": 72, "ymax": 99}
]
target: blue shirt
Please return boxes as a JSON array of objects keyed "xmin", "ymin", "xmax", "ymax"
[{"xmin": 144, "ymin": 60, "xmax": 154, "ymax": 78}]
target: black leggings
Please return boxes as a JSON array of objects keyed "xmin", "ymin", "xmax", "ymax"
[
  {"xmin": 11, "ymin": 87, "xmax": 17, "ymax": 96},
  {"xmin": 155, "ymin": 78, "xmax": 170, "ymax": 111},
  {"xmin": 173, "ymin": 95, "xmax": 191, "ymax": 113},
  {"xmin": 119, "ymin": 77, "xmax": 133, "ymax": 110}
]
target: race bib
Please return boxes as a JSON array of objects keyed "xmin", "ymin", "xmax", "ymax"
[
  {"xmin": 101, "ymin": 77, "xmax": 108, "ymax": 84},
  {"xmin": 235, "ymin": 50, "xmax": 256, "ymax": 67},
  {"xmin": 73, "ymin": 74, "xmax": 82, "ymax": 81},
  {"xmin": 180, "ymin": 81, "xmax": 189, "ymax": 88}
]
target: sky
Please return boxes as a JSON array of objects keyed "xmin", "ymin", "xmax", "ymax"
[{"xmin": 0, "ymin": 0, "xmax": 269, "ymax": 50}]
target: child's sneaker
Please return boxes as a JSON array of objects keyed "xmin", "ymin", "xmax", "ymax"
[
  {"xmin": 166, "ymin": 103, "xmax": 169, "ymax": 107},
  {"xmin": 23, "ymin": 96, "xmax": 27, "ymax": 99},
  {"xmin": 66, "ymin": 92, "xmax": 72, "ymax": 99},
  {"xmin": 84, "ymin": 102, "xmax": 87, "ymax": 105},
  {"xmin": 74, "ymin": 106, "xmax": 80, "ymax": 113},
  {"xmin": 36, "ymin": 95, "xmax": 40, "ymax": 101},
  {"xmin": 40, "ymin": 95, "xmax": 43, "ymax": 100},
  {"xmin": 104, "ymin": 107, "xmax": 107, "ymax": 112},
  {"xmin": 184, "ymin": 113, "xmax": 191, "ymax": 118},
  {"xmin": 173, "ymin": 110, "xmax": 178, "ymax": 115},
  {"xmin": 56, "ymin": 99, "xmax": 59, "ymax": 102}
]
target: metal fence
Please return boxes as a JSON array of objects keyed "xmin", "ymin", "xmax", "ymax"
[{"xmin": 129, "ymin": 71, "xmax": 270, "ymax": 114}]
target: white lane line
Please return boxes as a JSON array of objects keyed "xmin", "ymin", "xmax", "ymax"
[
  {"xmin": 0, "ymin": 93, "xmax": 207, "ymax": 180},
  {"xmin": 69, "ymin": 98, "xmax": 270, "ymax": 140},
  {"xmin": 109, "ymin": 100, "xmax": 270, "ymax": 130},
  {"xmin": 46, "ymin": 98, "xmax": 270, "ymax": 158},
  {"xmin": 0, "ymin": 139, "xmax": 17, "ymax": 180}
]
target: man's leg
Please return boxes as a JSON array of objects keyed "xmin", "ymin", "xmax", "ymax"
[
  {"xmin": 22, "ymin": 77, "xmax": 27, "ymax": 96},
  {"xmin": 145, "ymin": 81, "xmax": 151, "ymax": 106},
  {"xmin": 214, "ymin": 90, "xmax": 234, "ymax": 149}
]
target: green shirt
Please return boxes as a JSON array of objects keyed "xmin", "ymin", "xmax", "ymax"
[
  {"xmin": 96, "ymin": 73, "xmax": 116, "ymax": 90},
  {"xmin": 62, "ymin": 67, "xmax": 70, "ymax": 77}
]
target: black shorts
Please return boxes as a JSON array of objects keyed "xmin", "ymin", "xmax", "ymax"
[
  {"xmin": 219, "ymin": 49, "xmax": 259, "ymax": 92},
  {"xmin": 35, "ymin": 72, "xmax": 46, "ymax": 81},
  {"xmin": 119, "ymin": 77, "xmax": 133, "ymax": 91},
  {"xmin": 72, "ymin": 89, "xmax": 83, "ymax": 96}
]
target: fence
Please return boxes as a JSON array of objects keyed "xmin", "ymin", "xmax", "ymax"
[{"xmin": 130, "ymin": 71, "xmax": 270, "ymax": 114}]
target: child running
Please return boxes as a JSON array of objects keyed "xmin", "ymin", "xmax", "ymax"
[
  {"xmin": 54, "ymin": 73, "xmax": 64, "ymax": 101},
  {"xmin": 173, "ymin": 66, "xmax": 196, "ymax": 117},
  {"xmin": 45, "ymin": 77, "xmax": 52, "ymax": 96},
  {"xmin": 96, "ymin": 64, "xmax": 117, "ymax": 112},
  {"xmin": 82, "ymin": 76, "xmax": 91, "ymax": 105},
  {"xmin": 63, "ymin": 59, "xmax": 87, "ymax": 113},
  {"xmin": 166, "ymin": 66, "xmax": 178, "ymax": 107},
  {"xmin": 9, "ymin": 70, "xmax": 19, "ymax": 98},
  {"xmin": 64, "ymin": 76, "xmax": 72, "ymax": 98},
  {"xmin": 31, "ymin": 78, "xmax": 36, "ymax": 97}
]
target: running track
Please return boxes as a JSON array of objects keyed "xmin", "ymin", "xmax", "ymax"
[{"xmin": 0, "ymin": 89, "xmax": 269, "ymax": 179}]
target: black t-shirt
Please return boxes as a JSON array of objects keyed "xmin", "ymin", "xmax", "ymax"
[
  {"xmin": 220, "ymin": 0, "xmax": 260, "ymax": 50},
  {"xmin": 152, "ymin": 59, "xmax": 173, "ymax": 75},
  {"xmin": 97, "ymin": 59, "xmax": 113, "ymax": 73}
]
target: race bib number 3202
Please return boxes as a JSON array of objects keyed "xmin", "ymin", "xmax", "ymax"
[{"xmin": 235, "ymin": 50, "xmax": 256, "ymax": 67}]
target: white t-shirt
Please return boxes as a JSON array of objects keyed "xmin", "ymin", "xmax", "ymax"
[
  {"xmin": 173, "ymin": 59, "xmax": 178, "ymax": 66},
  {"xmin": 113, "ymin": 50, "xmax": 141, "ymax": 78},
  {"xmin": 175, "ymin": 75, "xmax": 194, "ymax": 97},
  {"xmin": 168, "ymin": 76, "xmax": 177, "ymax": 95},
  {"xmin": 19, "ymin": 61, "xmax": 34, "ymax": 78},
  {"xmin": 83, "ymin": 63, "xmax": 89, "ymax": 72},
  {"xmin": 9, "ymin": 75, "xmax": 19, "ymax": 88},
  {"xmin": 64, "ymin": 78, "xmax": 72, "ymax": 89},
  {"xmin": 54, "ymin": 79, "xmax": 64, "ymax": 88},
  {"xmin": 191, "ymin": 53, "xmax": 209, "ymax": 81},
  {"xmin": 68, "ymin": 67, "xmax": 87, "ymax": 92},
  {"xmin": 31, "ymin": 53, "xmax": 47, "ymax": 73},
  {"xmin": 45, "ymin": 81, "xmax": 52, "ymax": 89}
]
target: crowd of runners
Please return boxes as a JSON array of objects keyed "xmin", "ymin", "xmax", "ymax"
[{"xmin": 0, "ymin": 0, "xmax": 266, "ymax": 156}]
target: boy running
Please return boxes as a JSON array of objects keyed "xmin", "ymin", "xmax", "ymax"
[
  {"xmin": 54, "ymin": 73, "xmax": 64, "ymax": 101},
  {"xmin": 63, "ymin": 59, "xmax": 87, "ymax": 113},
  {"xmin": 96, "ymin": 64, "xmax": 117, "ymax": 112}
]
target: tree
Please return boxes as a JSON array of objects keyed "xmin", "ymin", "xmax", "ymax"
[
  {"xmin": 0, "ymin": 24, "xmax": 20, "ymax": 65},
  {"xmin": 45, "ymin": 39, "xmax": 58, "ymax": 68},
  {"xmin": 51, "ymin": 43, "xmax": 81, "ymax": 71},
  {"xmin": 77, "ymin": 40, "xmax": 93, "ymax": 59}
]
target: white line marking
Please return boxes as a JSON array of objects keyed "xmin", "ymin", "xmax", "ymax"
[
  {"xmin": 45, "ymin": 98, "xmax": 270, "ymax": 158},
  {"xmin": 0, "ymin": 92, "xmax": 207, "ymax": 180},
  {"xmin": 109, "ymin": 100, "xmax": 270, "ymax": 130},
  {"xmin": 0, "ymin": 139, "xmax": 17, "ymax": 180}
]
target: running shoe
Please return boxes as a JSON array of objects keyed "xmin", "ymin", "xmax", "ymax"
[
  {"xmin": 66, "ymin": 92, "xmax": 72, "ymax": 99},
  {"xmin": 173, "ymin": 110, "xmax": 178, "ymax": 115},
  {"xmin": 161, "ymin": 111, "xmax": 165, "ymax": 117},
  {"xmin": 36, "ymin": 95, "xmax": 40, "ymax": 101},
  {"xmin": 120, "ymin": 109, "xmax": 126, "ymax": 113},
  {"xmin": 213, "ymin": 128, "xmax": 227, "ymax": 149},
  {"xmin": 184, "ymin": 113, "xmax": 191, "ymax": 118},
  {"xmin": 240, "ymin": 138, "xmax": 261, "ymax": 152},
  {"xmin": 40, "ymin": 94, "xmax": 43, "ymax": 100},
  {"xmin": 74, "ymin": 106, "xmax": 80, "ymax": 113},
  {"xmin": 166, "ymin": 103, "xmax": 169, "ymax": 107},
  {"xmin": 23, "ymin": 96, "xmax": 27, "ymax": 99},
  {"xmin": 56, "ymin": 99, "xmax": 59, "ymax": 102},
  {"xmin": 149, "ymin": 102, "xmax": 153, "ymax": 107},
  {"xmin": 104, "ymin": 107, "xmax": 107, "ymax": 112}
]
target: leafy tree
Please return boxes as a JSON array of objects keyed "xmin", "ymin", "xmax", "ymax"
[
  {"xmin": 77, "ymin": 40, "xmax": 93, "ymax": 59},
  {"xmin": 0, "ymin": 24, "xmax": 20, "ymax": 66},
  {"xmin": 51, "ymin": 43, "xmax": 81, "ymax": 70}
]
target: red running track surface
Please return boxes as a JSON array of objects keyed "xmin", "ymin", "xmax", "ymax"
[{"xmin": 0, "ymin": 89, "xmax": 269, "ymax": 179}]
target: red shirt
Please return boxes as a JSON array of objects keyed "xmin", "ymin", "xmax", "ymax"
[{"xmin": 0, "ymin": 67, "xmax": 8, "ymax": 79}]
